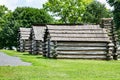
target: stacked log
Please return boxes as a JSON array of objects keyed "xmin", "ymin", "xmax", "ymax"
[{"xmin": 101, "ymin": 18, "xmax": 118, "ymax": 60}]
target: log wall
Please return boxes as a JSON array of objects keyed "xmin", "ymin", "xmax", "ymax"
[{"xmin": 44, "ymin": 41, "xmax": 113, "ymax": 60}]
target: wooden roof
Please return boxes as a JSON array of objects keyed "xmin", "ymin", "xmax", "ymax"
[
  {"xmin": 46, "ymin": 25, "xmax": 110, "ymax": 42},
  {"xmin": 32, "ymin": 26, "xmax": 46, "ymax": 41},
  {"xmin": 19, "ymin": 28, "xmax": 31, "ymax": 40}
]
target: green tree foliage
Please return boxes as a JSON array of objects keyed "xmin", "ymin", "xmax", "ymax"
[
  {"xmin": 0, "ymin": 7, "xmax": 53, "ymax": 49},
  {"xmin": 11, "ymin": 7, "xmax": 53, "ymax": 28},
  {"xmin": 82, "ymin": 0, "xmax": 112, "ymax": 24},
  {"xmin": 107, "ymin": 0, "xmax": 120, "ymax": 29},
  {"xmin": 43, "ymin": 0, "xmax": 92, "ymax": 23},
  {"xmin": 0, "ymin": 5, "xmax": 10, "ymax": 29},
  {"xmin": 0, "ymin": 5, "xmax": 11, "ymax": 49}
]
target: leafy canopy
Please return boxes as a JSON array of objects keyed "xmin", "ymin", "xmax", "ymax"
[
  {"xmin": 107, "ymin": 0, "xmax": 120, "ymax": 29},
  {"xmin": 82, "ymin": 0, "xmax": 112, "ymax": 24},
  {"xmin": 0, "ymin": 5, "xmax": 10, "ymax": 29},
  {"xmin": 43, "ymin": 0, "xmax": 92, "ymax": 23}
]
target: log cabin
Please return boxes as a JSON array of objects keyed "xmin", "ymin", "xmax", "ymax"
[
  {"xmin": 18, "ymin": 28, "xmax": 31, "ymax": 52},
  {"xmin": 43, "ymin": 24, "xmax": 113, "ymax": 60},
  {"xmin": 30, "ymin": 25, "xmax": 46, "ymax": 55}
]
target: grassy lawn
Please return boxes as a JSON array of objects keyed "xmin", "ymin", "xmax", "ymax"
[{"xmin": 0, "ymin": 50, "xmax": 120, "ymax": 80}]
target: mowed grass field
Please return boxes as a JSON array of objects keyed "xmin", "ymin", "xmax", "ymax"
[{"xmin": 0, "ymin": 50, "xmax": 120, "ymax": 80}]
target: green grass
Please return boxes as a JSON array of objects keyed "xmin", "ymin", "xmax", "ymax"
[{"xmin": 0, "ymin": 50, "xmax": 120, "ymax": 80}]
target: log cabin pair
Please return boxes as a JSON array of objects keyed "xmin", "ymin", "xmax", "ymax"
[
  {"xmin": 18, "ymin": 26, "xmax": 46, "ymax": 55},
  {"xmin": 18, "ymin": 23, "xmax": 116, "ymax": 60}
]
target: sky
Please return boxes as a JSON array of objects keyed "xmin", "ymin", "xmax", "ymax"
[{"xmin": 0, "ymin": 0, "xmax": 111, "ymax": 11}]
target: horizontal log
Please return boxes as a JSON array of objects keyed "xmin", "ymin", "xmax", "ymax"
[
  {"xmin": 47, "ymin": 44, "xmax": 108, "ymax": 49},
  {"xmin": 57, "ymin": 51, "xmax": 106, "ymax": 55},
  {"xmin": 51, "ymin": 37, "xmax": 110, "ymax": 42},
  {"xmin": 57, "ymin": 42, "xmax": 107, "ymax": 45},
  {"xmin": 57, "ymin": 55, "xmax": 107, "ymax": 59},
  {"xmin": 50, "ymin": 34, "xmax": 108, "ymax": 38},
  {"xmin": 56, "ymin": 47, "xmax": 107, "ymax": 51},
  {"xmin": 56, "ymin": 45, "xmax": 107, "ymax": 47},
  {"xmin": 20, "ymin": 36, "xmax": 30, "ymax": 39},
  {"xmin": 47, "ymin": 25, "xmax": 101, "ymax": 29},
  {"xmin": 56, "ymin": 49, "xmax": 107, "ymax": 51},
  {"xmin": 57, "ymin": 42, "xmax": 107, "ymax": 47},
  {"xmin": 19, "ymin": 33, "xmax": 30, "ymax": 35},
  {"xmin": 57, "ymin": 54, "xmax": 106, "ymax": 56},
  {"xmin": 49, "ymin": 30, "xmax": 107, "ymax": 34},
  {"xmin": 48, "ymin": 29, "xmax": 104, "ymax": 31},
  {"xmin": 36, "ymin": 48, "xmax": 43, "ymax": 51}
]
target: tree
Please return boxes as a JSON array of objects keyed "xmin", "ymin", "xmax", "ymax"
[
  {"xmin": 43, "ymin": 0, "xmax": 92, "ymax": 23},
  {"xmin": 0, "ymin": 5, "xmax": 10, "ymax": 29},
  {"xmin": 0, "ymin": 5, "xmax": 11, "ymax": 49},
  {"xmin": 107, "ymin": 0, "xmax": 120, "ymax": 29},
  {"xmin": 0, "ymin": 7, "xmax": 54, "ymax": 49},
  {"xmin": 82, "ymin": 0, "xmax": 112, "ymax": 24}
]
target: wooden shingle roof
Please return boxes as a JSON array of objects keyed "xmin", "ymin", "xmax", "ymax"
[
  {"xmin": 32, "ymin": 26, "xmax": 46, "ymax": 41},
  {"xmin": 19, "ymin": 28, "xmax": 31, "ymax": 40},
  {"xmin": 47, "ymin": 25, "xmax": 110, "ymax": 42}
]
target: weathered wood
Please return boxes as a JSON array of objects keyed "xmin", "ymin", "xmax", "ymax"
[
  {"xmin": 57, "ymin": 42, "xmax": 107, "ymax": 47},
  {"xmin": 47, "ymin": 25, "xmax": 101, "ymax": 29},
  {"xmin": 101, "ymin": 18, "xmax": 118, "ymax": 60},
  {"xmin": 18, "ymin": 28, "xmax": 31, "ymax": 52},
  {"xmin": 50, "ymin": 34, "xmax": 108, "ymax": 38},
  {"xmin": 57, "ymin": 55, "xmax": 106, "ymax": 59},
  {"xmin": 57, "ymin": 51, "xmax": 106, "ymax": 55},
  {"xmin": 44, "ymin": 24, "xmax": 111, "ymax": 59},
  {"xmin": 30, "ymin": 25, "xmax": 46, "ymax": 55},
  {"xmin": 51, "ymin": 37, "xmax": 110, "ymax": 42},
  {"xmin": 48, "ymin": 29, "xmax": 105, "ymax": 31},
  {"xmin": 49, "ymin": 30, "xmax": 107, "ymax": 34},
  {"xmin": 56, "ymin": 47, "xmax": 107, "ymax": 50}
]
